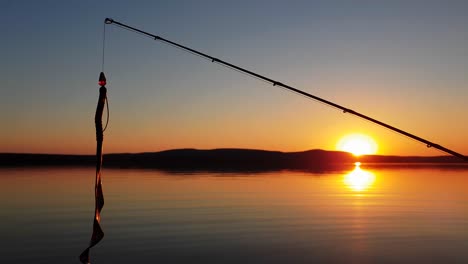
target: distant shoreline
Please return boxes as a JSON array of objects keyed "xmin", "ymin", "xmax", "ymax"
[{"xmin": 1, "ymin": 149, "xmax": 466, "ymax": 172}]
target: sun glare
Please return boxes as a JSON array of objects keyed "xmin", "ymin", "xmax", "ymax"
[
  {"xmin": 337, "ymin": 134, "xmax": 378, "ymax": 156},
  {"xmin": 344, "ymin": 163, "xmax": 376, "ymax": 191}
]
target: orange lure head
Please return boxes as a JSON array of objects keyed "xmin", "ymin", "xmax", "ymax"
[{"xmin": 98, "ymin": 72, "xmax": 107, "ymax": 87}]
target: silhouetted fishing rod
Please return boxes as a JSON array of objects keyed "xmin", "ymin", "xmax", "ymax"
[{"xmin": 104, "ymin": 18, "xmax": 467, "ymax": 161}]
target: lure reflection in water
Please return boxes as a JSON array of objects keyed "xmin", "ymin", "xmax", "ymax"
[{"xmin": 344, "ymin": 162, "xmax": 376, "ymax": 191}]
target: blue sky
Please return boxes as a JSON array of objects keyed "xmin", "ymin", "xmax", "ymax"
[{"xmin": 1, "ymin": 1, "xmax": 468, "ymax": 155}]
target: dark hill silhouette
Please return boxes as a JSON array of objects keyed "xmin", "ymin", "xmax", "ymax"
[
  {"xmin": 1, "ymin": 149, "xmax": 466, "ymax": 172},
  {"xmin": 102, "ymin": 149, "xmax": 355, "ymax": 172}
]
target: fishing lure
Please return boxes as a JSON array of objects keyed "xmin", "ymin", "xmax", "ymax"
[{"xmin": 79, "ymin": 72, "xmax": 107, "ymax": 264}]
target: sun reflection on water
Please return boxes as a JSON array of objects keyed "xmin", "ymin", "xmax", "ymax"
[{"xmin": 344, "ymin": 163, "xmax": 376, "ymax": 192}]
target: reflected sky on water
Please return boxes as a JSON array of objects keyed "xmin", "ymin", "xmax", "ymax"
[{"xmin": 1, "ymin": 166, "xmax": 467, "ymax": 263}]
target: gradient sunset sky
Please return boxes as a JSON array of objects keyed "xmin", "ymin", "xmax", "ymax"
[{"xmin": 2, "ymin": 1, "xmax": 467, "ymax": 156}]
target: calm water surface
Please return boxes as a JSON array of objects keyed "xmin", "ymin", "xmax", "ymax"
[{"xmin": 1, "ymin": 165, "xmax": 467, "ymax": 263}]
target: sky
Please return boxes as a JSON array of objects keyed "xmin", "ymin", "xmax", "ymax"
[{"xmin": 1, "ymin": 0, "xmax": 468, "ymax": 156}]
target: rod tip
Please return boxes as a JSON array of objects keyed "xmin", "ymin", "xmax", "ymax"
[{"xmin": 105, "ymin": 18, "xmax": 113, "ymax": 24}]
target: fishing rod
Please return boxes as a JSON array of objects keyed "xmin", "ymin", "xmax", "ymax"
[{"xmin": 104, "ymin": 18, "xmax": 467, "ymax": 161}]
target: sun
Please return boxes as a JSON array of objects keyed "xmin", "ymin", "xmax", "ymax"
[{"xmin": 336, "ymin": 134, "xmax": 378, "ymax": 156}]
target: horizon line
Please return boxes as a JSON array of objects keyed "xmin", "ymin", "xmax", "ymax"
[{"xmin": 0, "ymin": 147, "xmax": 459, "ymax": 158}]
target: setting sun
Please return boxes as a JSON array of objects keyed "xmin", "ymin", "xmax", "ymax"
[{"xmin": 337, "ymin": 134, "xmax": 378, "ymax": 156}]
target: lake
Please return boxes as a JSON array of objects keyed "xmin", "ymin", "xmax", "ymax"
[{"xmin": 1, "ymin": 165, "xmax": 467, "ymax": 263}]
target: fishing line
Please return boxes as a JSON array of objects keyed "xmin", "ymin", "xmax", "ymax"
[{"xmin": 101, "ymin": 22, "xmax": 106, "ymax": 72}]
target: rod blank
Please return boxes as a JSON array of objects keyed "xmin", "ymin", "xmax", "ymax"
[{"xmin": 104, "ymin": 18, "xmax": 467, "ymax": 161}]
